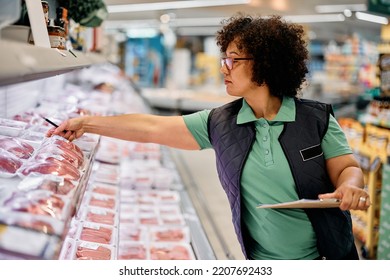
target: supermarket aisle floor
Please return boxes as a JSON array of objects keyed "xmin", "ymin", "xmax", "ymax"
[{"xmin": 169, "ymin": 148, "xmax": 245, "ymax": 260}]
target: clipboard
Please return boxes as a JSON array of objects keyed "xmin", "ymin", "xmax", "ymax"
[{"xmin": 256, "ymin": 198, "xmax": 341, "ymax": 209}]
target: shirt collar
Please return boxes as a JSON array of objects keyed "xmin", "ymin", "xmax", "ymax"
[{"xmin": 237, "ymin": 97, "xmax": 296, "ymax": 125}]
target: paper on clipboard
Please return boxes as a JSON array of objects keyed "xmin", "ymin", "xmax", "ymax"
[{"xmin": 256, "ymin": 198, "xmax": 341, "ymax": 209}]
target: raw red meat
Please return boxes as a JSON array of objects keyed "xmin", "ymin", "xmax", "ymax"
[
  {"xmin": 39, "ymin": 178, "xmax": 76, "ymax": 196},
  {"xmin": 20, "ymin": 160, "xmax": 80, "ymax": 181},
  {"xmin": 51, "ymin": 138, "xmax": 83, "ymax": 158},
  {"xmin": 150, "ymin": 244, "xmax": 191, "ymax": 260},
  {"xmin": 0, "ymin": 149, "xmax": 23, "ymax": 174},
  {"xmin": 34, "ymin": 145, "xmax": 83, "ymax": 168},
  {"xmin": 76, "ymin": 245, "xmax": 112, "ymax": 260},
  {"xmin": 118, "ymin": 244, "xmax": 147, "ymax": 260},
  {"xmin": 0, "ymin": 137, "xmax": 34, "ymax": 159},
  {"xmin": 80, "ymin": 226, "xmax": 112, "ymax": 244}
]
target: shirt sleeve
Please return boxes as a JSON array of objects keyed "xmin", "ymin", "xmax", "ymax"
[
  {"xmin": 182, "ymin": 109, "xmax": 213, "ymax": 149},
  {"xmin": 322, "ymin": 114, "xmax": 352, "ymax": 159}
]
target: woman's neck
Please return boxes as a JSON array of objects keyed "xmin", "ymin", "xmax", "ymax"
[{"xmin": 245, "ymin": 86, "xmax": 282, "ymax": 120}]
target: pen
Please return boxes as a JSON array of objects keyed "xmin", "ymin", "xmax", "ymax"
[{"xmin": 42, "ymin": 117, "xmax": 68, "ymax": 133}]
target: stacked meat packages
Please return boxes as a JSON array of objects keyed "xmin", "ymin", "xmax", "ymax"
[
  {"xmin": 60, "ymin": 139, "xmax": 195, "ymax": 260},
  {"xmin": 0, "ymin": 99, "xmax": 101, "ymax": 259}
]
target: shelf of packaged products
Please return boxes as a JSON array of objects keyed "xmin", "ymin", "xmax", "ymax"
[
  {"xmin": 0, "ymin": 138, "xmax": 99, "ymax": 260},
  {"xmin": 0, "ymin": 39, "xmax": 106, "ymax": 87}
]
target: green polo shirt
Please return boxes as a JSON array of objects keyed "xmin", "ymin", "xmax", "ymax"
[{"xmin": 183, "ymin": 97, "xmax": 352, "ymax": 260}]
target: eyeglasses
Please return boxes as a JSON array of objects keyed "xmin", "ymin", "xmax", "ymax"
[{"xmin": 220, "ymin": 57, "xmax": 254, "ymax": 70}]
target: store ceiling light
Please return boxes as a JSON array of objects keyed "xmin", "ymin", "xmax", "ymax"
[
  {"xmin": 107, "ymin": 0, "xmax": 250, "ymax": 13},
  {"xmin": 284, "ymin": 14, "xmax": 345, "ymax": 23},
  {"xmin": 355, "ymin": 12, "xmax": 388, "ymax": 25},
  {"xmin": 315, "ymin": 4, "xmax": 367, "ymax": 13}
]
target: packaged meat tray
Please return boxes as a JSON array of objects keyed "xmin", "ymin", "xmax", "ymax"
[
  {"xmin": 0, "ymin": 136, "xmax": 35, "ymax": 159},
  {"xmin": 0, "ymin": 224, "xmax": 61, "ymax": 259},
  {"xmin": 149, "ymin": 226, "xmax": 190, "ymax": 243},
  {"xmin": 119, "ymin": 224, "xmax": 148, "ymax": 242},
  {"xmin": 74, "ymin": 241, "xmax": 116, "ymax": 260},
  {"xmin": 82, "ymin": 207, "xmax": 118, "ymax": 226},
  {"xmin": 77, "ymin": 221, "xmax": 117, "ymax": 246},
  {"xmin": 0, "ymin": 210, "xmax": 66, "ymax": 236},
  {"xmin": 149, "ymin": 242, "xmax": 195, "ymax": 260},
  {"xmin": 2, "ymin": 189, "xmax": 72, "ymax": 221},
  {"xmin": 0, "ymin": 148, "xmax": 23, "ymax": 178},
  {"xmin": 118, "ymin": 241, "xmax": 148, "ymax": 260},
  {"xmin": 0, "ymin": 118, "xmax": 27, "ymax": 137},
  {"xmin": 17, "ymin": 174, "xmax": 78, "ymax": 198},
  {"xmin": 88, "ymin": 183, "xmax": 118, "ymax": 197},
  {"xmin": 160, "ymin": 214, "xmax": 186, "ymax": 226},
  {"xmin": 85, "ymin": 193, "xmax": 118, "ymax": 211}
]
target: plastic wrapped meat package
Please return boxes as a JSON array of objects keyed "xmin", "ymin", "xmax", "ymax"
[
  {"xmin": 119, "ymin": 224, "xmax": 148, "ymax": 242},
  {"xmin": 158, "ymin": 205, "xmax": 182, "ymax": 216},
  {"xmin": 153, "ymin": 167, "xmax": 174, "ymax": 189},
  {"xmin": 0, "ymin": 136, "xmax": 35, "ymax": 159},
  {"xmin": 1, "ymin": 189, "xmax": 72, "ymax": 221},
  {"xmin": 83, "ymin": 193, "xmax": 118, "ymax": 211},
  {"xmin": 149, "ymin": 226, "xmax": 190, "ymax": 243},
  {"xmin": 91, "ymin": 162, "xmax": 120, "ymax": 185},
  {"xmin": 118, "ymin": 241, "xmax": 148, "ymax": 260},
  {"xmin": 17, "ymin": 139, "xmax": 83, "ymax": 181},
  {"xmin": 119, "ymin": 212, "xmax": 138, "ymax": 224},
  {"xmin": 0, "ymin": 223, "xmax": 61, "ymax": 259},
  {"xmin": 150, "ymin": 242, "xmax": 195, "ymax": 260},
  {"xmin": 37, "ymin": 136, "xmax": 85, "ymax": 169},
  {"xmin": 18, "ymin": 158, "xmax": 81, "ymax": 181},
  {"xmin": 160, "ymin": 214, "xmax": 186, "ymax": 226},
  {"xmin": 74, "ymin": 241, "xmax": 116, "ymax": 260},
  {"xmin": 33, "ymin": 144, "xmax": 84, "ymax": 169},
  {"xmin": 139, "ymin": 213, "xmax": 160, "ymax": 226},
  {"xmin": 82, "ymin": 207, "xmax": 118, "ymax": 226},
  {"xmin": 0, "ymin": 210, "xmax": 66, "ymax": 236},
  {"xmin": 76, "ymin": 221, "xmax": 117, "ymax": 246},
  {"xmin": 16, "ymin": 131, "xmax": 43, "ymax": 148},
  {"xmin": 88, "ymin": 183, "xmax": 118, "ymax": 197},
  {"xmin": 17, "ymin": 174, "xmax": 78, "ymax": 198},
  {"xmin": 0, "ymin": 118, "xmax": 27, "ymax": 137},
  {"xmin": 0, "ymin": 148, "xmax": 23, "ymax": 178}
]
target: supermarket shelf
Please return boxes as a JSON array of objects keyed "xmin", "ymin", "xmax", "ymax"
[{"xmin": 0, "ymin": 40, "xmax": 106, "ymax": 86}]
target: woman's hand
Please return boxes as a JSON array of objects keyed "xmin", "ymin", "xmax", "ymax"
[
  {"xmin": 46, "ymin": 118, "xmax": 85, "ymax": 141},
  {"xmin": 318, "ymin": 184, "xmax": 370, "ymax": 211}
]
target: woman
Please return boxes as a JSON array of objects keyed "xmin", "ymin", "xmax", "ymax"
[{"xmin": 48, "ymin": 14, "xmax": 370, "ymax": 260}]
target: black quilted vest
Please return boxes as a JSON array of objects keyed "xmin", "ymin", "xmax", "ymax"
[{"xmin": 207, "ymin": 97, "xmax": 357, "ymax": 260}]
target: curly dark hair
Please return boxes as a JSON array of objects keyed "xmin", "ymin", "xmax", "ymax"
[{"xmin": 216, "ymin": 14, "xmax": 308, "ymax": 98}]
